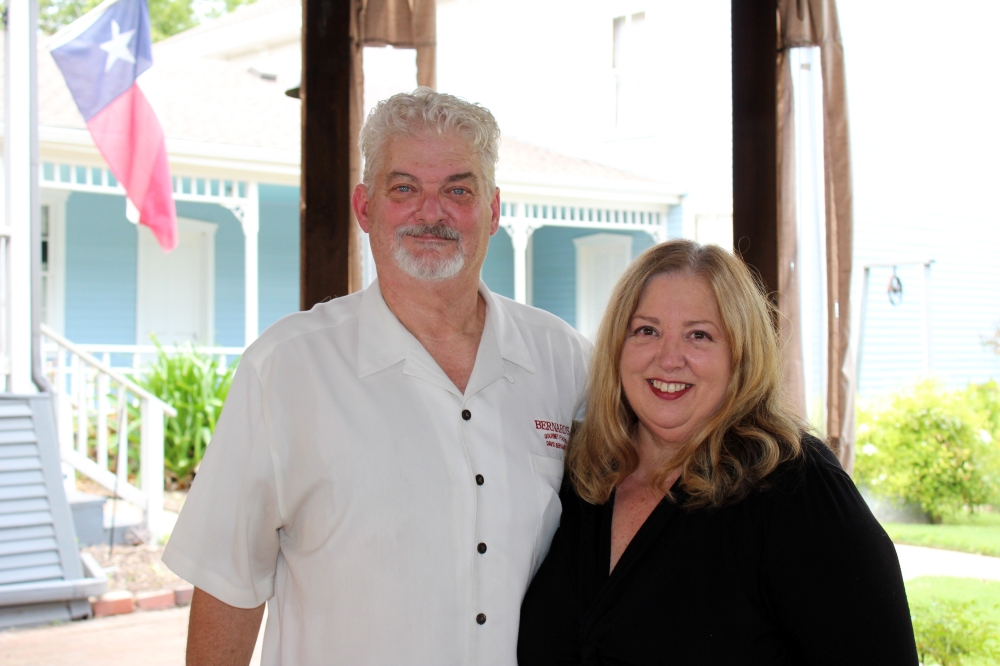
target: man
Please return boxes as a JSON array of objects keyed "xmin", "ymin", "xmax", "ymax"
[{"xmin": 163, "ymin": 89, "xmax": 590, "ymax": 665}]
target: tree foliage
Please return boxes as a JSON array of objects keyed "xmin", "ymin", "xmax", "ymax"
[
  {"xmin": 37, "ymin": 0, "xmax": 257, "ymax": 41},
  {"xmin": 854, "ymin": 381, "xmax": 1000, "ymax": 522}
]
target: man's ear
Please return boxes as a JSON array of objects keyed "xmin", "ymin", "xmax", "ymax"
[
  {"xmin": 489, "ymin": 187, "xmax": 501, "ymax": 236},
  {"xmin": 353, "ymin": 183, "xmax": 372, "ymax": 233}
]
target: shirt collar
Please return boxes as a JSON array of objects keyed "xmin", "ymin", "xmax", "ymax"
[{"xmin": 357, "ymin": 279, "xmax": 536, "ymax": 384}]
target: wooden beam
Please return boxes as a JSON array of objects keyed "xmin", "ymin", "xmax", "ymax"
[
  {"xmin": 300, "ymin": 0, "xmax": 360, "ymax": 309},
  {"xmin": 731, "ymin": 0, "xmax": 778, "ymax": 299}
]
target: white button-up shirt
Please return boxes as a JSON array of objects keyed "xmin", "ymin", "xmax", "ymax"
[{"xmin": 163, "ymin": 280, "xmax": 590, "ymax": 665}]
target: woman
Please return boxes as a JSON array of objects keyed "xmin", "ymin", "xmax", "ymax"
[{"xmin": 518, "ymin": 240, "xmax": 916, "ymax": 665}]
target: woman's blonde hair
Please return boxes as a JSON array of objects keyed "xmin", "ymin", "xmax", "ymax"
[{"xmin": 566, "ymin": 239, "xmax": 804, "ymax": 508}]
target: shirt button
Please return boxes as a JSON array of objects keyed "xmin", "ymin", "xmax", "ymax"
[
  {"xmin": 476, "ymin": 613, "xmax": 487, "ymax": 625},
  {"xmin": 475, "ymin": 474, "xmax": 484, "ymax": 486},
  {"xmin": 462, "ymin": 409, "xmax": 472, "ymax": 421},
  {"xmin": 477, "ymin": 542, "xmax": 487, "ymax": 554}
]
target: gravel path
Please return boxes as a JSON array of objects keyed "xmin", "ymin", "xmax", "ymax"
[{"xmin": 82, "ymin": 543, "xmax": 185, "ymax": 594}]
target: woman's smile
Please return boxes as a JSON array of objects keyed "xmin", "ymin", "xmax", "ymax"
[{"xmin": 647, "ymin": 379, "xmax": 694, "ymax": 400}]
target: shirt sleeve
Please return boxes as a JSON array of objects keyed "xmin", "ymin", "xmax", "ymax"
[
  {"xmin": 760, "ymin": 440, "xmax": 918, "ymax": 665},
  {"xmin": 161, "ymin": 359, "xmax": 283, "ymax": 609}
]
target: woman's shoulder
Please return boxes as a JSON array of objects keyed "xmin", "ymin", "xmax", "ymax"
[
  {"xmin": 558, "ymin": 475, "xmax": 608, "ymax": 528},
  {"xmin": 758, "ymin": 433, "xmax": 881, "ymax": 530}
]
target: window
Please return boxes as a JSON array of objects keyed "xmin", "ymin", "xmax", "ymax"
[{"xmin": 612, "ymin": 11, "xmax": 648, "ymax": 129}]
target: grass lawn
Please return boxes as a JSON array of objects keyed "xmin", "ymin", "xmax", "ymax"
[
  {"xmin": 883, "ymin": 510, "xmax": 1000, "ymax": 558},
  {"xmin": 906, "ymin": 576, "xmax": 1000, "ymax": 623},
  {"xmin": 906, "ymin": 577, "xmax": 1000, "ymax": 665}
]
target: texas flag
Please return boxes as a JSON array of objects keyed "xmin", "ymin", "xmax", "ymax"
[{"xmin": 50, "ymin": 0, "xmax": 177, "ymax": 251}]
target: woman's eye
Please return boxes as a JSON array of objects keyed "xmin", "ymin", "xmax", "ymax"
[
  {"xmin": 690, "ymin": 330, "xmax": 713, "ymax": 341},
  {"xmin": 634, "ymin": 325, "xmax": 657, "ymax": 337}
]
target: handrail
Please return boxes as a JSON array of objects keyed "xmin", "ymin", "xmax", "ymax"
[
  {"xmin": 40, "ymin": 324, "xmax": 177, "ymax": 417},
  {"xmin": 61, "ymin": 342, "xmax": 245, "ymax": 355}
]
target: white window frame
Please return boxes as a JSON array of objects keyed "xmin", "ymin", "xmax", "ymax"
[{"xmin": 610, "ymin": 8, "xmax": 651, "ymax": 134}]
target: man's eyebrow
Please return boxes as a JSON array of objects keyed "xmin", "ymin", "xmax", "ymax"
[
  {"xmin": 385, "ymin": 171, "xmax": 417, "ymax": 181},
  {"xmin": 446, "ymin": 172, "xmax": 477, "ymax": 183}
]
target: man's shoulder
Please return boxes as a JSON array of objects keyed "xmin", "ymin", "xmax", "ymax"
[
  {"xmin": 241, "ymin": 291, "xmax": 364, "ymax": 371},
  {"xmin": 492, "ymin": 294, "xmax": 590, "ymax": 351}
]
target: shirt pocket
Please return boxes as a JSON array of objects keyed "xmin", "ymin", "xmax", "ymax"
[{"xmin": 529, "ymin": 453, "xmax": 565, "ymax": 580}]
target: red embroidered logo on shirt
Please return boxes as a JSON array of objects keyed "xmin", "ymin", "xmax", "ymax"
[{"xmin": 535, "ymin": 420, "xmax": 570, "ymax": 450}]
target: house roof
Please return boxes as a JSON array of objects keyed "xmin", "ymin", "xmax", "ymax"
[
  {"xmin": 499, "ymin": 137, "xmax": 653, "ymax": 182},
  {"xmin": 0, "ymin": 23, "xmax": 669, "ymax": 194},
  {"xmin": 0, "ymin": 33, "xmax": 302, "ymax": 153}
]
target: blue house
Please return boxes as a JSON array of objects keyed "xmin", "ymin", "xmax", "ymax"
[{"xmin": 15, "ymin": 24, "xmax": 682, "ymax": 361}]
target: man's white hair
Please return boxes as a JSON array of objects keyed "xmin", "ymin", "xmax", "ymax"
[{"xmin": 359, "ymin": 87, "xmax": 501, "ymax": 195}]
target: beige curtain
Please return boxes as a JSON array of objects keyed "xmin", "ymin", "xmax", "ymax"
[
  {"xmin": 361, "ymin": 0, "xmax": 437, "ymax": 88},
  {"xmin": 776, "ymin": 0, "xmax": 856, "ymax": 472}
]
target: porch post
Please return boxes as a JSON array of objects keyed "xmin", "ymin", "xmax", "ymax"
[
  {"xmin": 731, "ymin": 0, "xmax": 779, "ymax": 298},
  {"xmin": 243, "ymin": 183, "xmax": 260, "ymax": 345},
  {"xmin": 300, "ymin": 0, "xmax": 362, "ymax": 309},
  {"xmin": 4, "ymin": 0, "xmax": 41, "ymax": 393},
  {"xmin": 503, "ymin": 216, "xmax": 536, "ymax": 305}
]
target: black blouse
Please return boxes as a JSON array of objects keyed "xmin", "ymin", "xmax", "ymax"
[{"xmin": 518, "ymin": 435, "xmax": 918, "ymax": 666}]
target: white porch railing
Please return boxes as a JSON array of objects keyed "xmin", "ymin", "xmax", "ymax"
[
  {"xmin": 58, "ymin": 342, "xmax": 245, "ymax": 377},
  {"xmin": 40, "ymin": 324, "xmax": 178, "ymax": 537}
]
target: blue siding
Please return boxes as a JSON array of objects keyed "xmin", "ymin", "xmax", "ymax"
[
  {"xmin": 64, "ymin": 193, "xmax": 137, "ymax": 344},
  {"xmin": 481, "ymin": 226, "xmax": 514, "ymax": 299},
  {"xmin": 174, "ymin": 201, "xmax": 245, "ymax": 346},
  {"xmin": 667, "ymin": 204, "xmax": 683, "ymax": 239},
  {"xmin": 258, "ymin": 185, "xmax": 301, "ymax": 331},
  {"xmin": 531, "ymin": 227, "xmax": 655, "ymax": 327},
  {"xmin": 839, "ymin": 0, "xmax": 1000, "ymax": 395},
  {"xmin": 60, "ymin": 187, "xmax": 301, "ymax": 349}
]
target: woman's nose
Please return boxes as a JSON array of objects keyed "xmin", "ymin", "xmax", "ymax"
[{"xmin": 655, "ymin": 336, "xmax": 685, "ymax": 369}]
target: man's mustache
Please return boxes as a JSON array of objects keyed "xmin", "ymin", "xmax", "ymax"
[{"xmin": 396, "ymin": 224, "xmax": 462, "ymax": 242}]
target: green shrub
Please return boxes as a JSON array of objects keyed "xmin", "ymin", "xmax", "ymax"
[
  {"xmin": 910, "ymin": 598, "xmax": 1000, "ymax": 665},
  {"xmin": 964, "ymin": 381, "xmax": 1000, "ymax": 445},
  {"xmin": 855, "ymin": 381, "xmax": 1000, "ymax": 522},
  {"xmin": 136, "ymin": 341, "xmax": 238, "ymax": 488}
]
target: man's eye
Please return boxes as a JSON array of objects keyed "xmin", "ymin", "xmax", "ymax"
[
  {"xmin": 451, "ymin": 187, "xmax": 469, "ymax": 195},
  {"xmin": 394, "ymin": 185, "xmax": 413, "ymax": 193}
]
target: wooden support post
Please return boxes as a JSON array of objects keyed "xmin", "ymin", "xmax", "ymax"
[
  {"xmin": 731, "ymin": 0, "xmax": 778, "ymax": 299},
  {"xmin": 300, "ymin": 0, "xmax": 362, "ymax": 309}
]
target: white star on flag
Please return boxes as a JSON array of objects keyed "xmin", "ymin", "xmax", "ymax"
[{"xmin": 99, "ymin": 19, "xmax": 136, "ymax": 73}]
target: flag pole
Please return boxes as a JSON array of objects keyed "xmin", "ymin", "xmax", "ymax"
[{"xmin": 4, "ymin": 0, "xmax": 47, "ymax": 393}]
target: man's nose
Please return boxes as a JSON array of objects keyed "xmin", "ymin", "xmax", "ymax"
[{"xmin": 415, "ymin": 191, "xmax": 445, "ymax": 224}]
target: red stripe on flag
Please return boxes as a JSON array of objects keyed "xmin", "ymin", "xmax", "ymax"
[{"xmin": 86, "ymin": 84, "xmax": 177, "ymax": 251}]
